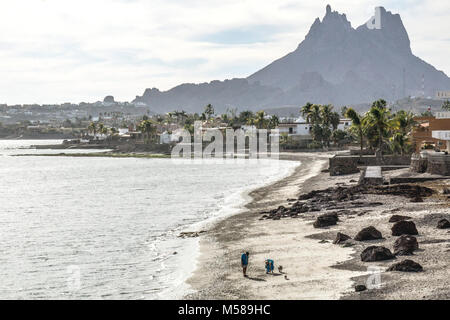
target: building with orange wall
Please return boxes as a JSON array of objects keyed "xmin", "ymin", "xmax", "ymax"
[{"xmin": 412, "ymin": 113, "xmax": 450, "ymax": 152}]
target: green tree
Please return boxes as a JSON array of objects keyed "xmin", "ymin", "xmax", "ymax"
[
  {"xmin": 300, "ymin": 102, "xmax": 313, "ymax": 123},
  {"xmin": 204, "ymin": 104, "xmax": 215, "ymax": 120},
  {"xmin": 88, "ymin": 122, "xmax": 97, "ymax": 137},
  {"xmin": 254, "ymin": 111, "xmax": 267, "ymax": 129},
  {"xmin": 138, "ymin": 120, "xmax": 156, "ymax": 144},
  {"xmin": 268, "ymin": 115, "xmax": 280, "ymax": 129},
  {"xmin": 345, "ymin": 108, "xmax": 365, "ymax": 159},
  {"xmin": 388, "ymin": 110, "xmax": 415, "ymax": 155},
  {"xmin": 363, "ymin": 99, "xmax": 392, "ymax": 154}
]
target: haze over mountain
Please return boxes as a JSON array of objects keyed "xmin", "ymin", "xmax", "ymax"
[{"xmin": 133, "ymin": 5, "xmax": 450, "ymax": 114}]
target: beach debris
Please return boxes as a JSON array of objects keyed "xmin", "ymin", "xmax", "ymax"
[
  {"xmin": 355, "ymin": 284, "xmax": 367, "ymax": 292},
  {"xmin": 387, "ymin": 260, "xmax": 423, "ymax": 272},
  {"xmin": 437, "ymin": 219, "xmax": 450, "ymax": 229},
  {"xmin": 393, "ymin": 235, "xmax": 419, "ymax": 256},
  {"xmin": 361, "ymin": 246, "xmax": 395, "ymax": 262},
  {"xmin": 389, "ymin": 215, "xmax": 412, "ymax": 223},
  {"xmin": 313, "ymin": 212, "xmax": 338, "ymax": 228},
  {"xmin": 392, "ymin": 220, "xmax": 418, "ymax": 236},
  {"xmin": 333, "ymin": 232, "xmax": 351, "ymax": 244},
  {"xmin": 278, "ymin": 266, "xmax": 283, "ymax": 273},
  {"xmin": 178, "ymin": 231, "xmax": 207, "ymax": 238},
  {"xmin": 354, "ymin": 226, "xmax": 383, "ymax": 241}
]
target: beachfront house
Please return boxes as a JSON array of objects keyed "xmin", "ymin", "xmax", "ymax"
[{"xmin": 273, "ymin": 116, "xmax": 352, "ymax": 139}]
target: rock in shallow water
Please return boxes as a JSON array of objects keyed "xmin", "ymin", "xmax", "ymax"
[
  {"xmin": 387, "ymin": 259, "xmax": 423, "ymax": 272},
  {"xmin": 361, "ymin": 246, "xmax": 395, "ymax": 262},
  {"xmin": 354, "ymin": 226, "xmax": 383, "ymax": 241},
  {"xmin": 392, "ymin": 220, "xmax": 418, "ymax": 236}
]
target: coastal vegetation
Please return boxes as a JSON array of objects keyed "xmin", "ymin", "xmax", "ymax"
[{"xmin": 300, "ymin": 99, "xmax": 416, "ymax": 155}]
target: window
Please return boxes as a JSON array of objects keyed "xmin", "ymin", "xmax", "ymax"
[{"xmin": 289, "ymin": 127, "xmax": 293, "ymax": 134}]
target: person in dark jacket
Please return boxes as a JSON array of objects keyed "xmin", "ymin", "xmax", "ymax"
[{"xmin": 241, "ymin": 252, "xmax": 249, "ymax": 277}]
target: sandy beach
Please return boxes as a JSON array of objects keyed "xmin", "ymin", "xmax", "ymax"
[{"xmin": 185, "ymin": 153, "xmax": 450, "ymax": 300}]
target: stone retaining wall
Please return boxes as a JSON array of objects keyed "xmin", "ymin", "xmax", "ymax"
[
  {"xmin": 427, "ymin": 154, "xmax": 450, "ymax": 175},
  {"xmin": 329, "ymin": 155, "xmax": 411, "ymax": 176}
]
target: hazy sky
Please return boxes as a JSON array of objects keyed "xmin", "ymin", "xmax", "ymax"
[{"xmin": 0, "ymin": 0, "xmax": 449, "ymax": 104}]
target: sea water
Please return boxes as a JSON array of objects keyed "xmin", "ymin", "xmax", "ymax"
[{"xmin": 0, "ymin": 140, "xmax": 298, "ymax": 299}]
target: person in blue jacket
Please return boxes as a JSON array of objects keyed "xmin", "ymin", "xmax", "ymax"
[
  {"xmin": 265, "ymin": 259, "xmax": 274, "ymax": 274},
  {"xmin": 241, "ymin": 252, "xmax": 249, "ymax": 277}
]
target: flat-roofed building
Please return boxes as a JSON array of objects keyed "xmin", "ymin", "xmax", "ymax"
[
  {"xmin": 412, "ymin": 112, "xmax": 450, "ymax": 152},
  {"xmin": 436, "ymin": 91, "xmax": 450, "ymax": 100}
]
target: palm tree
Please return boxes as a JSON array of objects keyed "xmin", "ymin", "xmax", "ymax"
[
  {"xmin": 268, "ymin": 115, "xmax": 279, "ymax": 129},
  {"xmin": 138, "ymin": 120, "xmax": 156, "ymax": 144},
  {"xmin": 88, "ymin": 122, "xmax": 97, "ymax": 137},
  {"xmin": 239, "ymin": 111, "xmax": 254, "ymax": 125},
  {"xmin": 204, "ymin": 104, "xmax": 214, "ymax": 120},
  {"xmin": 389, "ymin": 110, "xmax": 416, "ymax": 155},
  {"xmin": 300, "ymin": 102, "xmax": 313, "ymax": 123},
  {"xmin": 254, "ymin": 111, "xmax": 267, "ymax": 129},
  {"xmin": 346, "ymin": 108, "xmax": 365, "ymax": 159},
  {"xmin": 363, "ymin": 99, "xmax": 392, "ymax": 154}
]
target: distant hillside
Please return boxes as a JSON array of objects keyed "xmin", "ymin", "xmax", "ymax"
[{"xmin": 133, "ymin": 5, "xmax": 450, "ymax": 114}]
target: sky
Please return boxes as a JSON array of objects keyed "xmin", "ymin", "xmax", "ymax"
[{"xmin": 0, "ymin": 0, "xmax": 449, "ymax": 105}]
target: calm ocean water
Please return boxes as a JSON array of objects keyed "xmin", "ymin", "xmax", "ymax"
[{"xmin": 0, "ymin": 140, "xmax": 298, "ymax": 299}]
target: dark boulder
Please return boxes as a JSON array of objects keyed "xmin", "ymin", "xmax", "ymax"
[
  {"xmin": 389, "ymin": 215, "xmax": 412, "ymax": 223},
  {"xmin": 393, "ymin": 235, "xmax": 418, "ymax": 255},
  {"xmin": 437, "ymin": 219, "xmax": 450, "ymax": 229},
  {"xmin": 354, "ymin": 226, "xmax": 383, "ymax": 241},
  {"xmin": 355, "ymin": 285, "xmax": 367, "ymax": 292},
  {"xmin": 361, "ymin": 246, "xmax": 395, "ymax": 262},
  {"xmin": 391, "ymin": 220, "xmax": 418, "ymax": 236},
  {"xmin": 333, "ymin": 232, "xmax": 351, "ymax": 244},
  {"xmin": 387, "ymin": 260, "xmax": 423, "ymax": 272},
  {"xmin": 313, "ymin": 212, "xmax": 338, "ymax": 228}
]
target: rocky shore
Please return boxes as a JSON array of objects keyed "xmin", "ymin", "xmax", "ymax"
[{"xmin": 185, "ymin": 154, "xmax": 450, "ymax": 300}]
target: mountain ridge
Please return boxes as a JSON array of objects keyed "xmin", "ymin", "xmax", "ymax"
[{"xmin": 133, "ymin": 5, "xmax": 450, "ymax": 114}]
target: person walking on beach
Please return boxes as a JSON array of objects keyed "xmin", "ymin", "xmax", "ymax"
[{"xmin": 241, "ymin": 252, "xmax": 249, "ymax": 277}]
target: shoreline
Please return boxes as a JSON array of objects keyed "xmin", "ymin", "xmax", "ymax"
[
  {"xmin": 184, "ymin": 152, "xmax": 368, "ymax": 299},
  {"xmin": 184, "ymin": 155, "xmax": 450, "ymax": 300}
]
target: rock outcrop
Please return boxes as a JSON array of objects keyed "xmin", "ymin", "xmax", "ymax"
[
  {"xmin": 437, "ymin": 219, "xmax": 450, "ymax": 229},
  {"xmin": 354, "ymin": 226, "xmax": 383, "ymax": 241},
  {"xmin": 389, "ymin": 215, "xmax": 412, "ymax": 223},
  {"xmin": 387, "ymin": 260, "xmax": 423, "ymax": 272},
  {"xmin": 361, "ymin": 246, "xmax": 395, "ymax": 262},
  {"xmin": 392, "ymin": 220, "xmax": 419, "ymax": 236},
  {"xmin": 393, "ymin": 235, "xmax": 419, "ymax": 255},
  {"xmin": 333, "ymin": 232, "xmax": 351, "ymax": 244},
  {"xmin": 313, "ymin": 212, "xmax": 338, "ymax": 228}
]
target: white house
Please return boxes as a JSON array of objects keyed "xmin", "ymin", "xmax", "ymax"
[
  {"xmin": 274, "ymin": 116, "xmax": 352, "ymax": 139},
  {"xmin": 118, "ymin": 128, "xmax": 129, "ymax": 136}
]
